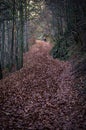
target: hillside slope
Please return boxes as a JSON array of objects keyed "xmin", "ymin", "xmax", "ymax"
[{"xmin": 0, "ymin": 40, "xmax": 85, "ymax": 130}]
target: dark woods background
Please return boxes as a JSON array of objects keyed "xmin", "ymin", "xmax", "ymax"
[
  {"xmin": 0, "ymin": 0, "xmax": 86, "ymax": 80},
  {"xmin": 46, "ymin": 0, "xmax": 86, "ymax": 78}
]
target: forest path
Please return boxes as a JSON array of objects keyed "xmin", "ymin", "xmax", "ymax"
[{"xmin": 0, "ymin": 40, "xmax": 85, "ymax": 129}]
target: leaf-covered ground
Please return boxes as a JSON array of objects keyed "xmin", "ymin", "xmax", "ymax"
[{"xmin": 0, "ymin": 40, "xmax": 86, "ymax": 130}]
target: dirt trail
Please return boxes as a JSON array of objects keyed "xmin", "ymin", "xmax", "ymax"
[{"xmin": 0, "ymin": 40, "xmax": 85, "ymax": 130}]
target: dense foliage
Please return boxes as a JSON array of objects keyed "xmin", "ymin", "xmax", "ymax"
[
  {"xmin": 0, "ymin": 0, "xmax": 46, "ymax": 79},
  {"xmin": 0, "ymin": 0, "xmax": 29, "ymax": 77},
  {"xmin": 0, "ymin": 0, "xmax": 86, "ymax": 80},
  {"xmin": 48, "ymin": 0, "xmax": 86, "ymax": 77}
]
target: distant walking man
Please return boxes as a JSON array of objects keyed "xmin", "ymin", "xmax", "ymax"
[{"xmin": 43, "ymin": 36, "xmax": 47, "ymax": 42}]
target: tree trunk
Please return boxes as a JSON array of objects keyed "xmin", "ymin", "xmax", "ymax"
[
  {"xmin": 1, "ymin": 22, "xmax": 5, "ymax": 68},
  {"xmin": 15, "ymin": 28, "xmax": 19, "ymax": 70},
  {"xmin": 25, "ymin": 0, "xmax": 29, "ymax": 52},
  {"xmin": 19, "ymin": 0, "xmax": 24, "ymax": 69},
  {"xmin": 10, "ymin": 0, "xmax": 15, "ymax": 71},
  {"xmin": 0, "ymin": 63, "xmax": 3, "ymax": 80}
]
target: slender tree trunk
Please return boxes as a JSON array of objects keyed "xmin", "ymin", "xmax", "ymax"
[
  {"xmin": 10, "ymin": 0, "xmax": 15, "ymax": 71},
  {"xmin": 19, "ymin": 0, "xmax": 24, "ymax": 69},
  {"xmin": 65, "ymin": 0, "xmax": 72, "ymax": 31},
  {"xmin": 7, "ymin": 21, "xmax": 11, "ymax": 71},
  {"xmin": 25, "ymin": 0, "xmax": 29, "ymax": 52},
  {"xmin": 1, "ymin": 22, "xmax": 5, "ymax": 68},
  {"xmin": 15, "ymin": 28, "xmax": 19, "ymax": 70},
  {"xmin": 0, "ymin": 63, "xmax": 3, "ymax": 79},
  {"xmin": 0, "ymin": 24, "xmax": 3, "ymax": 79}
]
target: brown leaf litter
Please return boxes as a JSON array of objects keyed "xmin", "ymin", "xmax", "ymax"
[{"xmin": 0, "ymin": 40, "xmax": 86, "ymax": 130}]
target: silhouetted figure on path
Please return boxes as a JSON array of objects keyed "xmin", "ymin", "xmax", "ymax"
[{"xmin": 43, "ymin": 37, "xmax": 47, "ymax": 42}]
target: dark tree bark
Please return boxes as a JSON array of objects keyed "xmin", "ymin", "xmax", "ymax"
[
  {"xmin": 10, "ymin": 0, "xmax": 16, "ymax": 71},
  {"xmin": 19, "ymin": 0, "xmax": 24, "ymax": 69},
  {"xmin": 0, "ymin": 63, "xmax": 3, "ymax": 79},
  {"xmin": 1, "ymin": 22, "xmax": 5, "ymax": 68}
]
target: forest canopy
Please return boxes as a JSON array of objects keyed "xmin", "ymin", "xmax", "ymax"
[{"xmin": 0, "ymin": 0, "xmax": 86, "ymax": 79}]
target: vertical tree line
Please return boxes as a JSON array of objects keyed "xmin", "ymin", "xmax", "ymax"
[
  {"xmin": 0, "ymin": 0, "xmax": 30, "ymax": 79},
  {"xmin": 46, "ymin": 0, "xmax": 86, "ymax": 76},
  {"xmin": 0, "ymin": 0, "xmax": 46, "ymax": 79}
]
